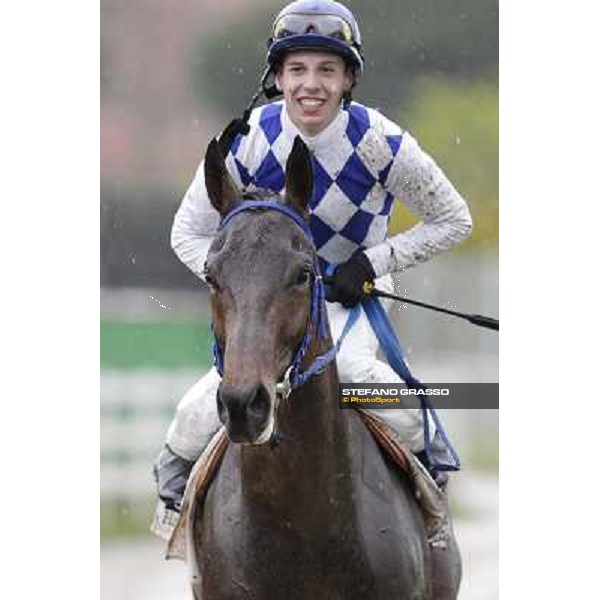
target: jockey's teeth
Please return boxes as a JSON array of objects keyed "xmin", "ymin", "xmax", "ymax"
[{"xmin": 299, "ymin": 99, "xmax": 324, "ymax": 107}]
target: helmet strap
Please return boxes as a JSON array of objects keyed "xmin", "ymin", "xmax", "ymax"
[
  {"xmin": 342, "ymin": 73, "xmax": 358, "ymax": 109},
  {"xmin": 261, "ymin": 65, "xmax": 282, "ymax": 100},
  {"xmin": 342, "ymin": 90, "xmax": 352, "ymax": 109}
]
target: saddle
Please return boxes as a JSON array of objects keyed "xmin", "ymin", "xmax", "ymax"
[{"xmin": 155, "ymin": 410, "xmax": 452, "ymax": 562}]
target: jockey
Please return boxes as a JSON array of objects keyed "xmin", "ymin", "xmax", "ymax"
[{"xmin": 154, "ymin": 0, "xmax": 472, "ymax": 518}]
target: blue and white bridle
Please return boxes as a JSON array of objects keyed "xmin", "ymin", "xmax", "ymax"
[{"xmin": 211, "ymin": 200, "xmax": 339, "ymax": 399}]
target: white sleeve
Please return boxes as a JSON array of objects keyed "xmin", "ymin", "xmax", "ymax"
[
  {"xmin": 364, "ymin": 131, "xmax": 473, "ymax": 277},
  {"xmin": 170, "ymin": 159, "xmax": 220, "ymax": 281}
]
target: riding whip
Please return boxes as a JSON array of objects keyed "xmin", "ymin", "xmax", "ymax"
[{"xmin": 323, "ymin": 277, "xmax": 499, "ymax": 331}]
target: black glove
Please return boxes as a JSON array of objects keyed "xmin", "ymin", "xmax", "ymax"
[{"xmin": 326, "ymin": 251, "xmax": 376, "ymax": 308}]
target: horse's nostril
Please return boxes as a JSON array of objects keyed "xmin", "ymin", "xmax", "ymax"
[
  {"xmin": 218, "ymin": 383, "xmax": 271, "ymax": 437},
  {"xmin": 248, "ymin": 385, "xmax": 270, "ymax": 418}
]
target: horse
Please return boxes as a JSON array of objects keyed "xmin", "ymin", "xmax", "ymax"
[{"xmin": 192, "ymin": 135, "xmax": 461, "ymax": 599}]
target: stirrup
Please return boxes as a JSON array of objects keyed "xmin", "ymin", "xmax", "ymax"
[{"xmin": 415, "ymin": 450, "xmax": 449, "ymax": 490}]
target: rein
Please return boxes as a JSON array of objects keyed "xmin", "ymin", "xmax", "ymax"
[{"xmin": 211, "ymin": 200, "xmax": 338, "ymax": 399}]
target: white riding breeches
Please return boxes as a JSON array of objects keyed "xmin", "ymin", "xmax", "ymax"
[{"xmin": 165, "ymin": 275, "xmax": 429, "ymax": 461}]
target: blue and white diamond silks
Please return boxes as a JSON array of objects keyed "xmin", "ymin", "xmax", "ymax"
[{"xmin": 226, "ymin": 101, "xmax": 404, "ymax": 267}]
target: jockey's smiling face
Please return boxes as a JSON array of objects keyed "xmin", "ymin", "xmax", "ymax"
[{"xmin": 276, "ymin": 51, "xmax": 353, "ymax": 137}]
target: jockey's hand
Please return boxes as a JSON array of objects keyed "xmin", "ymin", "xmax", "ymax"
[{"xmin": 326, "ymin": 251, "xmax": 376, "ymax": 308}]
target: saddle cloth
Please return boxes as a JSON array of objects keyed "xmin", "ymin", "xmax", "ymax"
[{"xmin": 151, "ymin": 410, "xmax": 451, "ymax": 562}]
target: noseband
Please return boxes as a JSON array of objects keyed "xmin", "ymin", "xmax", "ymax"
[{"xmin": 211, "ymin": 200, "xmax": 337, "ymax": 399}]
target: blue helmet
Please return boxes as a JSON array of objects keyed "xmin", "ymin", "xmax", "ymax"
[
  {"xmin": 266, "ymin": 0, "xmax": 364, "ymax": 74},
  {"xmin": 222, "ymin": 0, "xmax": 363, "ymax": 146}
]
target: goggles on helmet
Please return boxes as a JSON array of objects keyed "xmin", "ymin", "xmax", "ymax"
[{"xmin": 272, "ymin": 13, "xmax": 356, "ymax": 47}]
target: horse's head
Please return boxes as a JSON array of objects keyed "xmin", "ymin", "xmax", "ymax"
[{"xmin": 203, "ymin": 136, "xmax": 322, "ymax": 445}]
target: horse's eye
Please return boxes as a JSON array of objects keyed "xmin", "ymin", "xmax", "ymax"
[
  {"xmin": 204, "ymin": 266, "xmax": 220, "ymax": 292},
  {"xmin": 295, "ymin": 265, "xmax": 312, "ymax": 287}
]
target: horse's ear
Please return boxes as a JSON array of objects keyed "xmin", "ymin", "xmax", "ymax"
[
  {"xmin": 205, "ymin": 138, "xmax": 239, "ymax": 216},
  {"xmin": 284, "ymin": 136, "xmax": 313, "ymax": 218}
]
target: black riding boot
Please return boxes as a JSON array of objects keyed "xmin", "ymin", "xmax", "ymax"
[
  {"xmin": 416, "ymin": 431, "xmax": 453, "ymax": 490},
  {"xmin": 153, "ymin": 445, "xmax": 195, "ymax": 512}
]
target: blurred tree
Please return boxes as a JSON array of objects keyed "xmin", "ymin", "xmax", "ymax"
[
  {"xmin": 192, "ymin": 0, "xmax": 498, "ymax": 115},
  {"xmin": 390, "ymin": 76, "xmax": 499, "ymax": 249}
]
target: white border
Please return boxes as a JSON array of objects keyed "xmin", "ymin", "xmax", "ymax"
[
  {"xmin": 2, "ymin": 3, "xmax": 98, "ymax": 598},
  {"xmin": 501, "ymin": 1, "xmax": 598, "ymax": 597}
]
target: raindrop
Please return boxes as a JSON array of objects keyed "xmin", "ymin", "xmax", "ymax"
[
  {"xmin": 455, "ymin": 134, "xmax": 461, "ymax": 145},
  {"xmin": 150, "ymin": 295, "xmax": 171, "ymax": 311}
]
